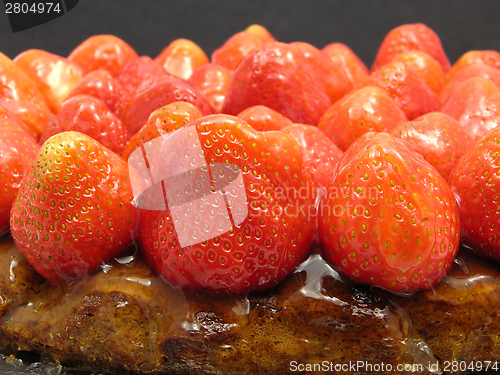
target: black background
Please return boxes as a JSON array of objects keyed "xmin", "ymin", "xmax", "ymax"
[{"xmin": 0, "ymin": 0, "xmax": 499, "ymax": 68}]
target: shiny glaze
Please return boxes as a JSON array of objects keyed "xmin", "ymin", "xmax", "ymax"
[{"xmin": 0, "ymin": 235, "xmax": 499, "ymax": 374}]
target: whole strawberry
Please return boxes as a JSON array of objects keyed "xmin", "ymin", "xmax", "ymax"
[
  {"xmin": 40, "ymin": 95, "xmax": 129, "ymax": 155},
  {"xmin": 446, "ymin": 50, "xmax": 500, "ymax": 80},
  {"xmin": 372, "ymin": 23, "xmax": 451, "ymax": 73},
  {"xmin": 291, "ymin": 42, "xmax": 352, "ymax": 104},
  {"xmin": 188, "ymin": 63, "xmax": 232, "ymax": 113},
  {"xmin": 318, "ymin": 86, "xmax": 407, "ymax": 151},
  {"xmin": 122, "ymin": 101, "xmax": 203, "ymax": 160},
  {"xmin": 68, "ymin": 35, "xmax": 138, "ymax": 77},
  {"xmin": 440, "ymin": 77, "xmax": 500, "ymax": 140},
  {"xmin": 10, "ymin": 131, "xmax": 136, "ymax": 284},
  {"xmin": 211, "ymin": 31, "xmax": 267, "ymax": 71},
  {"xmin": 319, "ymin": 132, "xmax": 460, "ymax": 293},
  {"xmin": 155, "ymin": 39, "xmax": 209, "ymax": 80},
  {"xmin": 0, "ymin": 119, "xmax": 39, "ymax": 235},
  {"xmin": 67, "ymin": 70, "xmax": 130, "ymax": 121},
  {"xmin": 123, "ymin": 74, "xmax": 213, "ymax": 135},
  {"xmin": 365, "ymin": 61, "xmax": 439, "ymax": 120},
  {"xmin": 0, "ymin": 52, "xmax": 52, "ymax": 138},
  {"xmin": 237, "ymin": 105, "xmax": 293, "ymax": 131},
  {"xmin": 321, "ymin": 43, "xmax": 368, "ymax": 89},
  {"xmin": 391, "ymin": 50, "xmax": 444, "ymax": 95},
  {"xmin": 136, "ymin": 114, "xmax": 316, "ymax": 293},
  {"xmin": 439, "ymin": 63, "xmax": 500, "ymax": 105},
  {"xmin": 14, "ymin": 49, "xmax": 84, "ymax": 113},
  {"xmin": 392, "ymin": 112, "xmax": 474, "ymax": 179},
  {"xmin": 115, "ymin": 56, "xmax": 166, "ymax": 95},
  {"xmin": 222, "ymin": 42, "xmax": 331, "ymax": 125},
  {"xmin": 281, "ymin": 124, "xmax": 343, "ymax": 191},
  {"xmin": 449, "ymin": 126, "xmax": 500, "ymax": 262}
]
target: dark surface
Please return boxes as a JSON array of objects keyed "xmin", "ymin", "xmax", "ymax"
[{"xmin": 0, "ymin": 0, "xmax": 499, "ymax": 67}]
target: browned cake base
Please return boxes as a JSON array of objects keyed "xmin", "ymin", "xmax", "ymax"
[{"xmin": 0, "ymin": 236, "xmax": 499, "ymax": 374}]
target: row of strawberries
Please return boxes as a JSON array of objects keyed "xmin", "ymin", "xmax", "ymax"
[{"xmin": 1, "ymin": 23, "xmax": 500, "ymax": 295}]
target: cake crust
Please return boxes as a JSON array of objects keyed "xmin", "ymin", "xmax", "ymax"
[{"xmin": 0, "ymin": 237, "xmax": 499, "ymax": 374}]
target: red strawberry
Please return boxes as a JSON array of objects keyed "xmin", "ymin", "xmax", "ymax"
[
  {"xmin": 0, "ymin": 105, "xmax": 36, "ymax": 140},
  {"xmin": 391, "ymin": 50, "xmax": 444, "ymax": 95},
  {"xmin": 449, "ymin": 126, "xmax": 500, "ymax": 262},
  {"xmin": 135, "ymin": 114, "xmax": 316, "ymax": 292},
  {"xmin": 211, "ymin": 31, "xmax": 267, "ymax": 71},
  {"xmin": 291, "ymin": 42, "xmax": 352, "ymax": 104},
  {"xmin": 222, "ymin": 42, "xmax": 331, "ymax": 125},
  {"xmin": 281, "ymin": 124, "xmax": 343, "ymax": 191},
  {"xmin": 0, "ymin": 52, "xmax": 52, "ymax": 138},
  {"xmin": 14, "ymin": 49, "xmax": 84, "ymax": 113},
  {"xmin": 440, "ymin": 77, "xmax": 500, "ymax": 140},
  {"xmin": 439, "ymin": 63, "xmax": 500, "ymax": 105},
  {"xmin": 188, "ymin": 63, "xmax": 232, "ymax": 113},
  {"xmin": 321, "ymin": 42, "xmax": 369, "ymax": 89},
  {"xmin": 392, "ymin": 112, "xmax": 474, "ymax": 178},
  {"xmin": 123, "ymin": 74, "xmax": 213, "ymax": 135},
  {"xmin": 122, "ymin": 101, "xmax": 203, "ymax": 160},
  {"xmin": 155, "ymin": 39, "xmax": 209, "ymax": 81},
  {"xmin": 372, "ymin": 23, "xmax": 451, "ymax": 73},
  {"xmin": 10, "ymin": 131, "xmax": 137, "ymax": 284},
  {"xmin": 244, "ymin": 24, "xmax": 276, "ymax": 43},
  {"xmin": 319, "ymin": 132, "xmax": 460, "ymax": 293},
  {"xmin": 68, "ymin": 35, "xmax": 138, "ymax": 77},
  {"xmin": 40, "ymin": 95, "xmax": 129, "ymax": 155},
  {"xmin": 115, "ymin": 56, "xmax": 166, "ymax": 95},
  {"xmin": 237, "ymin": 105, "xmax": 293, "ymax": 131},
  {"xmin": 317, "ymin": 86, "xmax": 407, "ymax": 151},
  {"xmin": 365, "ymin": 61, "xmax": 439, "ymax": 120},
  {"xmin": 447, "ymin": 50, "xmax": 500, "ymax": 81},
  {"xmin": 0, "ymin": 119, "xmax": 39, "ymax": 235},
  {"xmin": 67, "ymin": 70, "xmax": 130, "ymax": 120}
]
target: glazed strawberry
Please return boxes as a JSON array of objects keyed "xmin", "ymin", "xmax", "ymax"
[
  {"xmin": 222, "ymin": 42, "xmax": 331, "ymax": 125},
  {"xmin": 244, "ymin": 24, "xmax": 276, "ymax": 43},
  {"xmin": 211, "ymin": 31, "xmax": 267, "ymax": 71},
  {"xmin": 14, "ymin": 49, "xmax": 84, "ymax": 113},
  {"xmin": 67, "ymin": 70, "xmax": 130, "ymax": 120},
  {"xmin": 237, "ymin": 105, "xmax": 293, "ymax": 131},
  {"xmin": 319, "ymin": 132, "xmax": 460, "ymax": 293},
  {"xmin": 372, "ymin": 23, "xmax": 451, "ymax": 73},
  {"xmin": 440, "ymin": 77, "xmax": 500, "ymax": 140},
  {"xmin": 124, "ymin": 74, "xmax": 213, "ymax": 135},
  {"xmin": 115, "ymin": 56, "xmax": 166, "ymax": 95},
  {"xmin": 188, "ymin": 63, "xmax": 232, "ymax": 113},
  {"xmin": 155, "ymin": 39, "xmax": 209, "ymax": 81},
  {"xmin": 321, "ymin": 43, "xmax": 369, "ymax": 89},
  {"xmin": 0, "ymin": 105, "xmax": 36, "ymax": 140},
  {"xmin": 318, "ymin": 86, "xmax": 407, "ymax": 151},
  {"xmin": 122, "ymin": 101, "xmax": 203, "ymax": 160},
  {"xmin": 135, "ymin": 114, "xmax": 316, "ymax": 292},
  {"xmin": 0, "ymin": 119, "xmax": 39, "ymax": 235},
  {"xmin": 439, "ymin": 63, "xmax": 500, "ymax": 105},
  {"xmin": 392, "ymin": 112, "xmax": 473, "ymax": 178},
  {"xmin": 281, "ymin": 124, "xmax": 343, "ymax": 190},
  {"xmin": 10, "ymin": 131, "xmax": 136, "ymax": 284},
  {"xmin": 449, "ymin": 126, "xmax": 500, "ymax": 262},
  {"xmin": 365, "ymin": 60, "xmax": 439, "ymax": 120},
  {"xmin": 68, "ymin": 35, "xmax": 138, "ymax": 77},
  {"xmin": 40, "ymin": 95, "xmax": 129, "ymax": 155},
  {"xmin": 291, "ymin": 42, "xmax": 352, "ymax": 104},
  {"xmin": 0, "ymin": 52, "xmax": 52, "ymax": 138},
  {"xmin": 446, "ymin": 50, "xmax": 500, "ymax": 81},
  {"xmin": 391, "ymin": 50, "xmax": 444, "ymax": 95}
]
